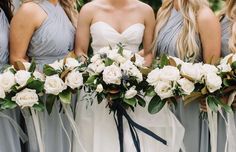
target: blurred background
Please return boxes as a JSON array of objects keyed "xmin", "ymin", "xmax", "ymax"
[{"xmin": 77, "ymin": 0, "xmax": 224, "ymax": 12}]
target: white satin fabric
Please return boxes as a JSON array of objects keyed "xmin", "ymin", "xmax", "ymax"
[{"xmin": 74, "ymin": 22, "xmax": 185, "ymax": 152}]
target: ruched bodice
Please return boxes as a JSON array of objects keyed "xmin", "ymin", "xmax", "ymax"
[
  {"xmin": 27, "ymin": 1, "xmax": 75, "ymax": 66},
  {"xmin": 0, "ymin": 9, "xmax": 9, "ymax": 68},
  {"xmin": 90, "ymin": 22, "xmax": 145, "ymax": 53},
  {"xmin": 156, "ymin": 9, "xmax": 202, "ymax": 62},
  {"xmin": 221, "ymin": 16, "xmax": 232, "ymax": 57}
]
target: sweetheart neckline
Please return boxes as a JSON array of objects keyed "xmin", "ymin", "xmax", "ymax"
[{"xmin": 90, "ymin": 21, "xmax": 145, "ymax": 35}]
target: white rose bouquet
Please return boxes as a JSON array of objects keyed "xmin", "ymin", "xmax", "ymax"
[
  {"xmin": 146, "ymin": 55, "xmax": 195, "ymax": 114},
  {"xmin": 84, "ymin": 45, "xmax": 167, "ymax": 151},
  {"xmin": 183, "ymin": 62, "xmax": 231, "ymax": 113},
  {"xmin": 84, "ymin": 45, "xmax": 146, "ymax": 110},
  {"xmin": 0, "ymin": 60, "xmax": 44, "ymax": 111},
  {"xmin": 43, "ymin": 56, "xmax": 84, "ymax": 113}
]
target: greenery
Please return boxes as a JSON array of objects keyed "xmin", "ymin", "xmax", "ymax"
[{"xmin": 78, "ymin": 0, "xmax": 224, "ymax": 12}]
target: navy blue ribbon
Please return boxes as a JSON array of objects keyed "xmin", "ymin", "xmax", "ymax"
[{"xmin": 111, "ymin": 101, "xmax": 167, "ymax": 152}]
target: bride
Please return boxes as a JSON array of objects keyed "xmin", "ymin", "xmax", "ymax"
[{"xmin": 74, "ymin": 0, "xmax": 184, "ymax": 151}]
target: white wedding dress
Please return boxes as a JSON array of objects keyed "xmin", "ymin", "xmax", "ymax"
[{"xmin": 74, "ymin": 22, "xmax": 185, "ymax": 152}]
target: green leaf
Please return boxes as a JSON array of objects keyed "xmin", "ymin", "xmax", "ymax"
[
  {"xmin": 207, "ymin": 96, "xmax": 219, "ymax": 113},
  {"xmin": 124, "ymin": 98, "xmax": 136, "ymax": 107},
  {"xmin": 29, "ymin": 59, "xmax": 36, "ymax": 72},
  {"xmin": 1, "ymin": 100, "xmax": 17, "ymax": 110},
  {"xmin": 136, "ymin": 95, "xmax": 146, "ymax": 107},
  {"xmin": 59, "ymin": 89, "xmax": 72, "ymax": 104},
  {"xmin": 85, "ymin": 75, "xmax": 97, "ymax": 85},
  {"xmin": 46, "ymin": 94, "xmax": 56, "ymax": 114},
  {"xmin": 213, "ymin": 97, "xmax": 232, "ymax": 113},
  {"xmin": 231, "ymin": 61, "xmax": 236, "ymax": 70},
  {"xmin": 43, "ymin": 64, "xmax": 58, "ymax": 76},
  {"xmin": 33, "ymin": 102, "xmax": 45, "ymax": 112},
  {"xmin": 160, "ymin": 54, "xmax": 169, "ymax": 68},
  {"xmin": 27, "ymin": 80, "xmax": 44, "ymax": 93},
  {"xmin": 145, "ymin": 86, "xmax": 156, "ymax": 97},
  {"xmin": 104, "ymin": 58, "xmax": 114, "ymax": 66},
  {"xmin": 148, "ymin": 95, "xmax": 166, "ymax": 114}
]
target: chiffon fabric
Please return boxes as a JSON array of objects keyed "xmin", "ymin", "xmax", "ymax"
[{"xmin": 21, "ymin": 1, "xmax": 76, "ymax": 152}]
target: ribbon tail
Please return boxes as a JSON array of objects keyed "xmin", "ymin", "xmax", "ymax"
[
  {"xmin": 62, "ymin": 104, "xmax": 87, "ymax": 152},
  {"xmin": 206, "ymin": 102, "xmax": 217, "ymax": 152},
  {"xmin": 30, "ymin": 108, "xmax": 45, "ymax": 152},
  {"xmin": 0, "ymin": 111, "xmax": 28, "ymax": 143}
]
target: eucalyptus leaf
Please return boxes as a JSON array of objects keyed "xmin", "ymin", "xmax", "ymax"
[
  {"xmin": 104, "ymin": 58, "xmax": 114, "ymax": 66},
  {"xmin": 29, "ymin": 59, "xmax": 36, "ymax": 72},
  {"xmin": 124, "ymin": 98, "xmax": 136, "ymax": 107},
  {"xmin": 33, "ymin": 102, "xmax": 45, "ymax": 112},
  {"xmin": 85, "ymin": 75, "xmax": 97, "ymax": 85},
  {"xmin": 207, "ymin": 96, "xmax": 219, "ymax": 113},
  {"xmin": 231, "ymin": 61, "xmax": 236, "ymax": 70},
  {"xmin": 43, "ymin": 65, "xmax": 58, "ymax": 76},
  {"xmin": 136, "ymin": 95, "xmax": 146, "ymax": 107},
  {"xmin": 148, "ymin": 95, "xmax": 166, "ymax": 114},
  {"xmin": 160, "ymin": 54, "xmax": 169, "ymax": 68},
  {"xmin": 27, "ymin": 80, "xmax": 44, "ymax": 93}
]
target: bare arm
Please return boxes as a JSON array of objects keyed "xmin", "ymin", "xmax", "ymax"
[
  {"xmin": 10, "ymin": 2, "xmax": 46, "ymax": 64},
  {"xmin": 197, "ymin": 7, "xmax": 221, "ymax": 64},
  {"xmin": 74, "ymin": 4, "xmax": 94, "ymax": 57},
  {"xmin": 141, "ymin": 4, "xmax": 156, "ymax": 66}
]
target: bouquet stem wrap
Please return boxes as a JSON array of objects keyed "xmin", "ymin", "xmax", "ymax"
[{"xmin": 111, "ymin": 101, "xmax": 167, "ymax": 152}]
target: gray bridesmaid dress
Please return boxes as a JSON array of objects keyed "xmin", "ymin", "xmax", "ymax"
[
  {"xmin": 219, "ymin": 16, "xmax": 234, "ymax": 152},
  {"xmin": 0, "ymin": 8, "xmax": 22, "ymax": 152},
  {"xmin": 156, "ymin": 8, "xmax": 210, "ymax": 152},
  {"xmin": 21, "ymin": 1, "xmax": 76, "ymax": 152}
]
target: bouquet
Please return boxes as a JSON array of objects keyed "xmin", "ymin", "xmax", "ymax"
[
  {"xmin": 0, "ymin": 60, "xmax": 44, "ymax": 111},
  {"xmin": 83, "ymin": 45, "xmax": 167, "ymax": 152},
  {"xmin": 43, "ymin": 56, "xmax": 84, "ymax": 113},
  {"xmin": 146, "ymin": 55, "xmax": 195, "ymax": 114}
]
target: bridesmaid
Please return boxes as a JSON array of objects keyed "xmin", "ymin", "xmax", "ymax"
[
  {"xmin": 218, "ymin": 0, "xmax": 236, "ymax": 151},
  {"xmin": 0, "ymin": 1, "xmax": 24, "ymax": 152},
  {"xmin": 153, "ymin": 0, "xmax": 221, "ymax": 152},
  {"xmin": 10, "ymin": 0, "xmax": 77, "ymax": 151}
]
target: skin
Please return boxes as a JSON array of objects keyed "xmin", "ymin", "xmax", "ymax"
[
  {"xmin": 10, "ymin": 0, "xmax": 58, "ymax": 65},
  {"xmin": 74, "ymin": 0, "xmax": 155, "ymax": 66}
]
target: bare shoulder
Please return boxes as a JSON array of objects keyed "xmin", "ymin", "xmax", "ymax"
[
  {"xmin": 135, "ymin": 1, "xmax": 154, "ymax": 15},
  {"xmin": 78, "ymin": 1, "xmax": 101, "ymax": 21},
  {"xmin": 197, "ymin": 6, "xmax": 218, "ymax": 25},
  {"xmin": 12, "ymin": 2, "xmax": 46, "ymax": 27}
]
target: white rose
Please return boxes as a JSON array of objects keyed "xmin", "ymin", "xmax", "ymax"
[
  {"xmin": 177, "ymin": 78, "xmax": 195, "ymax": 95},
  {"xmin": 205, "ymin": 73, "xmax": 222, "ymax": 93},
  {"xmin": 169, "ymin": 56, "xmax": 184, "ymax": 66},
  {"xmin": 91, "ymin": 54, "xmax": 101, "ymax": 63},
  {"xmin": 201, "ymin": 64, "xmax": 219, "ymax": 75},
  {"xmin": 15, "ymin": 70, "xmax": 31, "ymax": 87},
  {"xmin": 103, "ymin": 64, "xmax": 122, "ymax": 85},
  {"xmin": 220, "ymin": 54, "xmax": 233, "ymax": 65},
  {"xmin": 0, "ymin": 71, "xmax": 16, "ymax": 92},
  {"xmin": 154, "ymin": 81, "xmax": 173, "ymax": 100},
  {"xmin": 88, "ymin": 61, "xmax": 105, "ymax": 74},
  {"xmin": 44, "ymin": 75, "xmax": 67, "ymax": 95},
  {"xmin": 122, "ymin": 49, "xmax": 133, "ymax": 59},
  {"xmin": 0, "ymin": 87, "xmax": 5, "ymax": 99},
  {"xmin": 33, "ymin": 71, "xmax": 45, "ymax": 81},
  {"xmin": 96, "ymin": 84, "xmax": 103, "ymax": 93},
  {"xmin": 12, "ymin": 88, "xmax": 39, "ymax": 108},
  {"xmin": 108, "ymin": 51, "xmax": 126, "ymax": 63},
  {"xmin": 147, "ymin": 68, "xmax": 161, "ymax": 86},
  {"xmin": 134, "ymin": 53, "xmax": 145, "ymax": 67},
  {"xmin": 65, "ymin": 70, "xmax": 83, "ymax": 89},
  {"xmin": 181, "ymin": 63, "xmax": 202, "ymax": 82},
  {"xmin": 217, "ymin": 63, "xmax": 232, "ymax": 73},
  {"xmin": 65, "ymin": 58, "xmax": 80, "ymax": 69},
  {"xmin": 22, "ymin": 62, "xmax": 31, "ymax": 71},
  {"xmin": 120, "ymin": 60, "xmax": 143, "ymax": 82},
  {"xmin": 125, "ymin": 87, "xmax": 137, "ymax": 99},
  {"xmin": 159, "ymin": 66, "xmax": 180, "ymax": 82},
  {"xmin": 49, "ymin": 59, "xmax": 64, "ymax": 71}
]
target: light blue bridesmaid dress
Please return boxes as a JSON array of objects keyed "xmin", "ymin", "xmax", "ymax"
[
  {"xmin": 20, "ymin": 1, "xmax": 76, "ymax": 152},
  {"xmin": 155, "ymin": 8, "xmax": 210, "ymax": 152},
  {"xmin": 218, "ymin": 15, "xmax": 234, "ymax": 152},
  {"xmin": 0, "ymin": 8, "xmax": 23, "ymax": 152}
]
